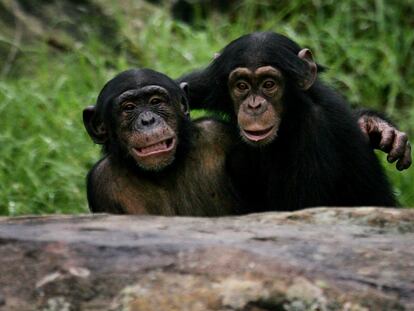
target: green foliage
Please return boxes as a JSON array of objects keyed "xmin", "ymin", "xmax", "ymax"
[{"xmin": 0, "ymin": 0, "xmax": 413, "ymax": 215}]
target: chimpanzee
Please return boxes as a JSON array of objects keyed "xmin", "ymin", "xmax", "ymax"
[
  {"xmin": 178, "ymin": 32, "xmax": 411, "ymax": 211},
  {"xmin": 83, "ymin": 68, "xmax": 240, "ymax": 215}
]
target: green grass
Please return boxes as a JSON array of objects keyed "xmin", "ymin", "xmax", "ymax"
[{"xmin": 0, "ymin": 0, "xmax": 413, "ymax": 215}]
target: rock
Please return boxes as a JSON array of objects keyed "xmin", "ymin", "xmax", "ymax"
[
  {"xmin": 0, "ymin": 0, "xmax": 167, "ymax": 76},
  {"xmin": 0, "ymin": 0, "xmax": 119, "ymax": 46},
  {"xmin": 0, "ymin": 0, "xmax": 118, "ymax": 76},
  {"xmin": 0, "ymin": 207, "xmax": 413, "ymax": 310}
]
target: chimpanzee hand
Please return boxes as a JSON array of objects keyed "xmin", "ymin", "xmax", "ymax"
[{"xmin": 358, "ymin": 114, "xmax": 411, "ymax": 171}]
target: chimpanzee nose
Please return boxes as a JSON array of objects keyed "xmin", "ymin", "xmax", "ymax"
[
  {"xmin": 247, "ymin": 97, "xmax": 266, "ymax": 114},
  {"xmin": 248, "ymin": 100, "xmax": 263, "ymax": 110},
  {"xmin": 140, "ymin": 111, "xmax": 156, "ymax": 126}
]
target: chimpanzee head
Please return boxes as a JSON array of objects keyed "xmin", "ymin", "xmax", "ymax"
[
  {"xmin": 208, "ymin": 32, "xmax": 320, "ymax": 146},
  {"xmin": 83, "ymin": 69, "xmax": 190, "ymax": 171}
]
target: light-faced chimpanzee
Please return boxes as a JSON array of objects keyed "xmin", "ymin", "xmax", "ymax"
[
  {"xmin": 178, "ymin": 32, "xmax": 411, "ymax": 211},
  {"xmin": 83, "ymin": 68, "xmax": 241, "ymax": 215}
]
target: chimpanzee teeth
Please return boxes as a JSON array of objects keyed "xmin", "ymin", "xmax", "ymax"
[{"xmin": 139, "ymin": 141, "xmax": 168, "ymax": 154}]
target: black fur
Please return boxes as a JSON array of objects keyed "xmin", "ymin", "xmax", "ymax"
[{"xmin": 179, "ymin": 32, "xmax": 397, "ymax": 211}]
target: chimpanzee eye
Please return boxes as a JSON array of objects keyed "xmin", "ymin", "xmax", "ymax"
[
  {"xmin": 150, "ymin": 97, "xmax": 162, "ymax": 105},
  {"xmin": 236, "ymin": 82, "xmax": 249, "ymax": 91},
  {"xmin": 263, "ymin": 80, "xmax": 276, "ymax": 89},
  {"xmin": 122, "ymin": 102, "xmax": 136, "ymax": 111}
]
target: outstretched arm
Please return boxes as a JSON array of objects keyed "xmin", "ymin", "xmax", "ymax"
[
  {"xmin": 177, "ymin": 52, "xmax": 231, "ymax": 112},
  {"xmin": 355, "ymin": 109, "xmax": 411, "ymax": 170}
]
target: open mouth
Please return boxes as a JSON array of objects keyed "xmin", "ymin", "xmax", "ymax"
[
  {"xmin": 133, "ymin": 137, "xmax": 176, "ymax": 157},
  {"xmin": 242, "ymin": 126, "xmax": 274, "ymax": 141}
]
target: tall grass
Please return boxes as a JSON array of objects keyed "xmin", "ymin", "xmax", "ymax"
[{"xmin": 0, "ymin": 0, "xmax": 413, "ymax": 215}]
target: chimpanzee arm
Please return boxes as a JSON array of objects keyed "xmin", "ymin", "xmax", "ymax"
[
  {"xmin": 86, "ymin": 158, "xmax": 125, "ymax": 214},
  {"xmin": 177, "ymin": 61, "xmax": 232, "ymax": 113},
  {"xmin": 354, "ymin": 108, "xmax": 411, "ymax": 170},
  {"xmin": 180, "ymin": 70, "xmax": 412, "ymax": 171}
]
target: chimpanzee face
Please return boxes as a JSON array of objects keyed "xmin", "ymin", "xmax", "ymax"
[
  {"xmin": 113, "ymin": 85, "xmax": 181, "ymax": 171},
  {"xmin": 228, "ymin": 66, "xmax": 285, "ymax": 146},
  {"xmin": 224, "ymin": 42, "xmax": 317, "ymax": 147},
  {"xmin": 83, "ymin": 69, "xmax": 189, "ymax": 172}
]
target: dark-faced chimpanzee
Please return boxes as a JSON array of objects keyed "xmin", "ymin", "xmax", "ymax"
[
  {"xmin": 178, "ymin": 32, "xmax": 412, "ymax": 211},
  {"xmin": 83, "ymin": 68, "xmax": 241, "ymax": 215}
]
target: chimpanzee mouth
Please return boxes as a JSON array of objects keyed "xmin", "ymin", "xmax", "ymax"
[
  {"xmin": 242, "ymin": 126, "xmax": 275, "ymax": 141},
  {"xmin": 133, "ymin": 137, "xmax": 176, "ymax": 157}
]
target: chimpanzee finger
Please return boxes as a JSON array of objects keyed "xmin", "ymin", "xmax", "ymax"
[
  {"xmin": 396, "ymin": 142, "xmax": 412, "ymax": 171},
  {"xmin": 379, "ymin": 128, "xmax": 395, "ymax": 151},
  {"xmin": 387, "ymin": 131, "xmax": 408, "ymax": 163},
  {"xmin": 357, "ymin": 117, "xmax": 370, "ymax": 138}
]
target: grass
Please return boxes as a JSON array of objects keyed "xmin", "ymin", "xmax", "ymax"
[{"xmin": 0, "ymin": 0, "xmax": 413, "ymax": 215}]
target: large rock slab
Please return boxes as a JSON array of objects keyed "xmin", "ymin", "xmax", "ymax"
[{"xmin": 0, "ymin": 207, "xmax": 413, "ymax": 310}]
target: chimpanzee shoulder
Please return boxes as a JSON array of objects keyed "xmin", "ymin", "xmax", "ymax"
[
  {"xmin": 86, "ymin": 156, "xmax": 167, "ymax": 214},
  {"xmin": 192, "ymin": 117, "xmax": 237, "ymax": 151},
  {"xmin": 86, "ymin": 156, "xmax": 122, "ymax": 214}
]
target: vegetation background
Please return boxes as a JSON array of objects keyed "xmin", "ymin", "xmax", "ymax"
[{"xmin": 0, "ymin": 0, "xmax": 413, "ymax": 215}]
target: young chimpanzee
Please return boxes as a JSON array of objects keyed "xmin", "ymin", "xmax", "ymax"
[
  {"xmin": 83, "ymin": 69, "xmax": 240, "ymax": 215},
  {"xmin": 179, "ymin": 32, "xmax": 411, "ymax": 211}
]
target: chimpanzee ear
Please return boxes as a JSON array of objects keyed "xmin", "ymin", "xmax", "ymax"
[
  {"xmin": 297, "ymin": 48, "xmax": 317, "ymax": 90},
  {"xmin": 180, "ymin": 82, "xmax": 189, "ymax": 95},
  {"xmin": 213, "ymin": 52, "xmax": 221, "ymax": 60},
  {"xmin": 83, "ymin": 105, "xmax": 108, "ymax": 144},
  {"xmin": 179, "ymin": 82, "xmax": 190, "ymax": 117}
]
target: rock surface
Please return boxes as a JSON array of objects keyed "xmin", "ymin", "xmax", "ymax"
[
  {"xmin": 0, "ymin": 0, "xmax": 154, "ymax": 74},
  {"xmin": 0, "ymin": 207, "xmax": 413, "ymax": 310}
]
